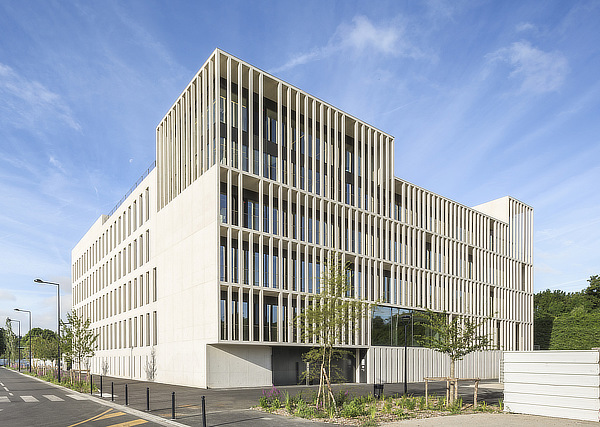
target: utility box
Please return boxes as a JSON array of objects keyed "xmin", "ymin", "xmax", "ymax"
[{"xmin": 503, "ymin": 350, "xmax": 600, "ymax": 422}]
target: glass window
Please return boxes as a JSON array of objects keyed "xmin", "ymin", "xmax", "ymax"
[{"xmin": 220, "ymin": 193, "xmax": 227, "ymax": 223}]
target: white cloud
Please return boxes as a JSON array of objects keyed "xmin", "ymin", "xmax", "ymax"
[
  {"xmin": 487, "ymin": 41, "xmax": 569, "ymax": 93},
  {"xmin": 271, "ymin": 15, "xmax": 425, "ymax": 73},
  {"xmin": 0, "ymin": 289, "xmax": 16, "ymax": 301},
  {"xmin": 0, "ymin": 63, "xmax": 80, "ymax": 131},
  {"xmin": 515, "ymin": 22, "xmax": 537, "ymax": 33}
]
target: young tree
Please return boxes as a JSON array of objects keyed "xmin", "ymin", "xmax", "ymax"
[
  {"xmin": 145, "ymin": 346, "xmax": 157, "ymax": 381},
  {"xmin": 418, "ymin": 310, "xmax": 491, "ymax": 402},
  {"xmin": 61, "ymin": 312, "xmax": 98, "ymax": 383},
  {"xmin": 296, "ymin": 256, "xmax": 370, "ymax": 412},
  {"xmin": 4, "ymin": 319, "xmax": 17, "ymax": 365},
  {"xmin": 0, "ymin": 327, "xmax": 6, "ymax": 359}
]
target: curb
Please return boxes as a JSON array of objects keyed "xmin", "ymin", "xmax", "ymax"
[{"xmin": 6, "ymin": 367, "xmax": 187, "ymax": 427}]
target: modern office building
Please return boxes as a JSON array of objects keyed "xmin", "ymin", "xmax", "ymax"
[{"xmin": 72, "ymin": 48, "xmax": 533, "ymax": 388}]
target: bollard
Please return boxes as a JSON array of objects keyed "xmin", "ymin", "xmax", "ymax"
[
  {"xmin": 125, "ymin": 384, "xmax": 128, "ymax": 405},
  {"xmin": 171, "ymin": 392, "xmax": 175, "ymax": 419},
  {"xmin": 146, "ymin": 387, "xmax": 150, "ymax": 411},
  {"xmin": 90, "ymin": 374, "xmax": 93, "ymax": 395},
  {"xmin": 100, "ymin": 375, "xmax": 103, "ymax": 398},
  {"xmin": 111, "ymin": 382, "xmax": 114, "ymax": 402},
  {"xmin": 202, "ymin": 395, "xmax": 207, "ymax": 427}
]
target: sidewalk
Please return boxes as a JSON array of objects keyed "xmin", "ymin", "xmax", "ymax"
[
  {"xmin": 90, "ymin": 375, "xmax": 597, "ymax": 426},
  {"xmin": 91, "ymin": 375, "xmax": 503, "ymax": 425},
  {"xmin": 382, "ymin": 413, "xmax": 598, "ymax": 426}
]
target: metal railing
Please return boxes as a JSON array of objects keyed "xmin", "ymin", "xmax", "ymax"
[{"xmin": 107, "ymin": 161, "xmax": 156, "ymax": 218}]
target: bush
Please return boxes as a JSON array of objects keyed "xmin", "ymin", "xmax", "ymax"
[
  {"xmin": 294, "ymin": 400, "xmax": 318, "ymax": 418},
  {"xmin": 340, "ymin": 399, "xmax": 368, "ymax": 417}
]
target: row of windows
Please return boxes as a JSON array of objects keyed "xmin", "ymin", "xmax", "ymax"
[
  {"xmin": 218, "ymin": 289, "xmax": 364, "ymax": 346},
  {"xmin": 74, "ymin": 231, "xmax": 151, "ymax": 305},
  {"xmin": 74, "ymin": 187, "xmax": 151, "ymax": 280},
  {"xmin": 77, "ymin": 268, "xmax": 157, "ymax": 323},
  {"xmin": 219, "ymin": 223, "xmax": 529, "ymax": 290},
  {"xmin": 95, "ymin": 311, "xmax": 157, "ymax": 351}
]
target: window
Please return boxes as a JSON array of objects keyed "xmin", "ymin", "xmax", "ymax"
[
  {"xmin": 220, "ymin": 241, "xmax": 227, "ymax": 282},
  {"xmin": 220, "ymin": 193, "xmax": 227, "ymax": 223},
  {"xmin": 220, "ymin": 291, "xmax": 227, "ymax": 340}
]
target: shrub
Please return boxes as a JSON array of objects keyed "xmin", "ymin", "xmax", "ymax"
[
  {"xmin": 295, "ymin": 400, "xmax": 316, "ymax": 418},
  {"xmin": 259, "ymin": 396, "xmax": 269, "ymax": 409},
  {"xmin": 340, "ymin": 399, "xmax": 368, "ymax": 417}
]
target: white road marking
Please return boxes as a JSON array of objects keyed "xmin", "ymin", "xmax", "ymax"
[
  {"xmin": 66, "ymin": 394, "xmax": 87, "ymax": 400},
  {"xmin": 21, "ymin": 395, "xmax": 39, "ymax": 402},
  {"xmin": 2, "ymin": 387, "xmax": 8, "ymax": 391},
  {"xmin": 44, "ymin": 395, "xmax": 64, "ymax": 402},
  {"xmin": 0, "ymin": 396, "xmax": 10, "ymax": 403},
  {"xmin": 8, "ymin": 393, "xmax": 13, "ymax": 396},
  {"xmin": 0, "ymin": 382, "xmax": 4, "ymax": 386}
]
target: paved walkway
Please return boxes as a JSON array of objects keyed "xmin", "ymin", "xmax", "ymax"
[
  {"xmin": 90, "ymin": 375, "xmax": 596, "ymax": 426},
  {"xmin": 382, "ymin": 413, "xmax": 598, "ymax": 426}
]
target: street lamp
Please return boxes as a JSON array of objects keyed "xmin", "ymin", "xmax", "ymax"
[
  {"xmin": 401, "ymin": 313, "xmax": 412, "ymax": 395},
  {"xmin": 7, "ymin": 318, "xmax": 21, "ymax": 372},
  {"xmin": 34, "ymin": 278, "xmax": 61, "ymax": 382},
  {"xmin": 14, "ymin": 309, "xmax": 32, "ymax": 372}
]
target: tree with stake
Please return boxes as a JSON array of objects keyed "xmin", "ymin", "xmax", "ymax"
[
  {"xmin": 61, "ymin": 312, "xmax": 98, "ymax": 383},
  {"xmin": 418, "ymin": 310, "xmax": 491, "ymax": 403},
  {"xmin": 296, "ymin": 256, "xmax": 370, "ymax": 413}
]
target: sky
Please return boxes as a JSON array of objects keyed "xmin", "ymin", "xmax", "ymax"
[{"xmin": 1, "ymin": 0, "xmax": 599, "ymax": 333}]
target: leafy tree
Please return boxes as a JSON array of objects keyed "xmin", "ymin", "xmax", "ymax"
[
  {"xmin": 60, "ymin": 312, "xmax": 98, "ymax": 383},
  {"xmin": 4, "ymin": 319, "xmax": 17, "ymax": 365},
  {"xmin": 418, "ymin": 310, "xmax": 491, "ymax": 403},
  {"xmin": 534, "ymin": 275, "xmax": 600, "ymax": 349},
  {"xmin": 0, "ymin": 327, "xmax": 6, "ymax": 358},
  {"xmin": 21, "ymin": 329, "xmax": 59, "ymax": 365},
  {"xmin": 550, "ymin": 307, "xmax": 600, "ymax": 349},
  {"xmin": 584, "ymin": 275, "xmax": 600, "ymax": 310},
  {"xmin": 296, "ymin": 256, "xmax": 370, "ymax": 412}
]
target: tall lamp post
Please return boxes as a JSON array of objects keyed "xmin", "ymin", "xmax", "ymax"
[
  {"xmin": 401, "ymin": 313, "xmax": 412, "ymax": 395},
  {"xmin": 7, "ymin": 318, "xmax": 21, "ymax": 372},
  {"xmin": 14, "ymin": 308, "xmax": 32, "ymax": 372},
  {"xmin": 34, "ymin": 278, "xmax": 61, "ymax": 382}
]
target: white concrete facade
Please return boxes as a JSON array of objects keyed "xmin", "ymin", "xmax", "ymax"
[{"xmin": 72, "ymin": 48, "xmax": 533, "ymax": 388}]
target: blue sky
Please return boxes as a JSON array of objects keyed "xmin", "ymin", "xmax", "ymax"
[{"xmin": 1, "ymin": 0, "xmax": 599, "ymax": 332}]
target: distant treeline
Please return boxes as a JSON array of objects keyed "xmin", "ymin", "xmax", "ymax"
[{"xmin": 535, "ymin": 275, "xmax": 600, "ymax": 349}]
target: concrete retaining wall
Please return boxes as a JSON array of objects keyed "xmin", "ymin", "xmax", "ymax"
[{"xmin": 503, "ymin": 350, "xmax": 600, "ymax": 422}]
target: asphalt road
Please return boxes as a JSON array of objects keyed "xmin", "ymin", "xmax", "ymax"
[{"xmin": 0, "ymin": 367, "xmax": 166, "ymax": 427}]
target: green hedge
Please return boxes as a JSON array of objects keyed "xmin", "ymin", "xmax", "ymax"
[
  {"xmin": 549, "ymin": 310, "xmax": 600, "ymax": 350},
  {"xmin": 534, "ymin": 315, "xmax": 554, "ymax": 350}
]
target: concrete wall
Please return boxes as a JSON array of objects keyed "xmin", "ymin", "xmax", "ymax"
[
  {"xmin": 504, "ymin": 350, "xmax": 600, "ymax": 422},
  {"xmin": 206, "ymin": 344, "xmax": 272, "ymax": 388},
  {"xmin": 370, "ymin": 347, "xmax": 501, "ymax": 383},
  {"xmin": 153, "ymin": 165, "xmax": 220, "ymax": 388}
]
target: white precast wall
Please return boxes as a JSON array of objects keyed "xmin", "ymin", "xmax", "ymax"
[
  {"xmin": 504, "ymin": 350, "xmax": 600, "ymax": 422},
  {"xmin": 371, "ymin": 347, "xmax": 501, "ymax": 383}
]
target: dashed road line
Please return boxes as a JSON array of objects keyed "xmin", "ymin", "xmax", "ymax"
[
  {"xmin": 0, "ymin": 396, "xmax": 10, "ymax": 403},
  {"xmin": 2, "ymin": 386, "xmax": 8, "ymax": 391},
  {"xmin": 43, "ymin": 394, "xmax": 64, "ymax": 401},
  {"xmin": 66, "ymin": 393, "xmax": 88, "ymax": 400},
  {"xmin": 21, "ymin": 395, "xmax": 39, "ymax": 402}
]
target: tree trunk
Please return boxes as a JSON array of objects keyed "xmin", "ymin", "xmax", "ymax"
[{"xmin": 449, "ymin": 359, "xmax": 456, "ymax": 404}]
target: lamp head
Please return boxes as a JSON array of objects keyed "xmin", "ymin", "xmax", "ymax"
[{"xmin": 34, "ymin": 278, "xmax": 43, "ymax": 283}]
